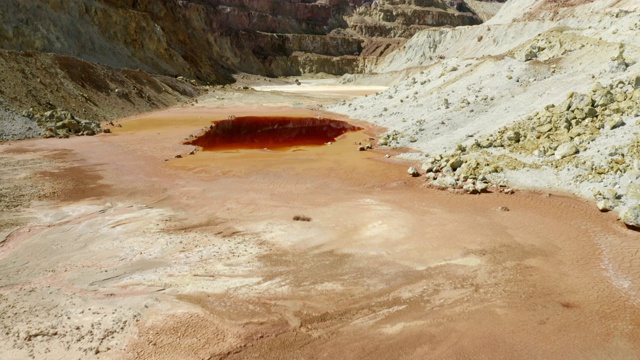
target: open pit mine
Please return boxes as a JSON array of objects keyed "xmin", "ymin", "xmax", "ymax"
[{"xmin": 1, "ymin": 0, "xmax": 640, "ymax": 359}]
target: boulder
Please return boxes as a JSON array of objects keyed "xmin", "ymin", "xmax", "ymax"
[
  {"xmin": 463, "ymin": 183, "xmax": 478, "ymax": 194},
  {"xmin": 596, "ymin": 199, "xmax": 615, "ymax": 212},
  {"xmin": 431, "ymin": 176, "xmax": 457, "ymax": 189},
  {"xmin": 584, "ymin": 107, "xmax": 598, "ymax": 118},
  {"xmin": 569, "ymin": 93, "xmax": 592, "ymax": 110},
  {"xmin": 475, "ymin": 182, "xmax": 489, "ymax": 193},
  {"xmin": 605, "ymin": 115, "xmax": 624, "ymax": 130},
  {"xmin": 407, "ymin": 167, "xmax": 420, "ymax": 177},
  {"xmin": 554, "ymin": 142, "xmax": 579, "ymax": 159},
  {"xmin": 523, "ymin": 47, "xmax": 538, "ymax": 62},
  {"xmin": 620, "ymin": 205, "xmax": 640, "ymax": 228},
  {"xmin": 56, "ymin": 119, "xmax": 78, "ymax": 131},
  {"xmin": 536, "ymin": 124, "xmax": 553, "ymax": 134},
  {"xmin": 448, "ymin": 157, "xmax": 464, "ymax": 171},
  {"xmin": 593, "ymin": 90, "xmax": 615, "ymax": 107},
  {"xmin": 504, "ymin": 131, "xmax": 521, "ymax": 143}
]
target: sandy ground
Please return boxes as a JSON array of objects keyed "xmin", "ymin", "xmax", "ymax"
[
  {"xmin": 253, "ymin": 79, "xmax": 387, "ymax": 97},
  {"xmin": 1, "ymin": 88, "xmax": 640, "ymax": 359}
]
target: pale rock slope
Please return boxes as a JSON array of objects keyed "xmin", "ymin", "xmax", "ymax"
[{"xmin": 330, "ymin": 0, "xmax": 640, "ymax": 228}]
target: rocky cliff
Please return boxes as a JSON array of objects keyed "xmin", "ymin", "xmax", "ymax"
[
  {"xmin": 346, "ymin": 0, "xmax": 483, "ymax": 38},
  {"xmin": 0, "ymin": 0, "xmax": 493, "ymax": 83}
]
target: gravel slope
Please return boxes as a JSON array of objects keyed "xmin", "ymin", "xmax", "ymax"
[{"xmin": 329, "ymin": 0, "xmax": 640, "ymax": 227}]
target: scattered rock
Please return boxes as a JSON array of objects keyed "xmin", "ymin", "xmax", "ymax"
[
  {"xmin": 293, "ymin": 214, "xmax": 311, "ymax": 222},
  {"xmin": 523, "ymin": 47, "xmax": 538, "ymax": 62},
  {"xmin": 448, "ymin": 157, "xmax": 464, "ymax": 171},
  {"xmin": 407, "ymin": 167, "xmax": 420, "ymax": 177},
  {"xmin": 28, "ymin": 109, "xmax": 103, "ymax": 139},
  {"xmin": 554, "ymin": 142, "xmax": 579, "ymax": 160},
  {"xmin": 496, "ymin": 206, "xmax": 510, "ymax": 212},
  {"xmin": 604, "ymin": 115, "xmax": 624, "ymax": 130},
  {"xmin": 114, "ymin": 88, "xmax": 129, "ymax": 98},
  {"xmin": 503, "ymin": 130, "xmax": 521, "ymax": 145},
  {"xmin": 431, "ymin": 175, "xmax": 457, "ymax": 189},
  {"xmin": 463, "ymin": 183, "xmax": 478, "ymax": 194},
  {"xmin": 475, "ymin": 182, "xmax": 489, "ymax": 193},
  {"xmin": 619, "ymin": 206, "xmax": 640, "ymax": 229},
  {"xmin": 596, "ymin": 199, "xmax": 615, "ymax": 212}
]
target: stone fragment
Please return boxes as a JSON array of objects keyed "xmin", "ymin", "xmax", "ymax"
[
  {"xmin": 504, "ymin": 131, "xmax": 521, "ymax": 143},
  {"xmin": 476, "ymin": 138, "xmax": 493, "ymax": 148},
  {"xmin": 554, "ymin": 142, "xmax": 579, "ymax": 159},
  {"xmin": 620, "ymin": 205, "xmax": 640, "ymax": 228},
  {"xmin": 431, "ymin": 176, "xmax": 457, "ymax": 189},
  {"xmin": 593, "ymin": 90, "xmax": 615, "ymax": 107},
  {"xmin": 475, "ymin": 182, "xmax": 489, "ymax": 193},
  {"xmin": 536, "ymin": 124, "xmax": 553, "ymax": 133},
  {"xmin": 584, "ymin": 107, "xmax": 598, "ymax": 118},
  {"xmin": 596, "ymin": 200, "xmax": 615, "ymax": 212},
  {"xmin": 448, "ymin": 157, "xmax": 464, "ymax": 171},
  {"xmin": 463, "ymin": 183, "xmax": 478, "ymax": 194},
  {"xmin": 570, "ymin": 93, "xmax": 592, "ymax": 110},
  {"xmin": 407, "ymin": 167, "xmax": 420, "ymax": 177},
  {"xmin": 523, "ymin": 47, "xmax": 538, "ymax": 61},
  {"xmin": 605, "ymin": 115, "xmax": 624, "ymax": 130}
]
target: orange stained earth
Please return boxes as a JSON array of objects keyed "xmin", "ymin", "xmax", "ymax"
[{"xmin": 0, "ymin": 104, "xmax": 639, "ymax": 360}]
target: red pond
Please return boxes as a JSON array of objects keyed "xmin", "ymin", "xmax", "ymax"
[{"xmin": 185, "ymin": 116, "xmax": 363, "ymax": 151}]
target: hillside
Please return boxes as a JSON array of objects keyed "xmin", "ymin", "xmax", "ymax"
[
  {"xmin": 330, "ymin": 0, "xmax": 640, "ymax": 227},
  {"xmin": 0, "ymin": 0, "xmax": 496, "ymax": 140}
]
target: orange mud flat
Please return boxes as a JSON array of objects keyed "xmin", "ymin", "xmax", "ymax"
[{"xmin": 0, "ymin": 104, "xmax": 639, "ymax": 360}]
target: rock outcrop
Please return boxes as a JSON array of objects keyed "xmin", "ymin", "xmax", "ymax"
[
  {"xmin": 0, "ymin": 0, "xmax": 494, "ymax": 82},
  {"xmin": 347, "ymin": 0, "xmax": 483, "ymax": 38}
]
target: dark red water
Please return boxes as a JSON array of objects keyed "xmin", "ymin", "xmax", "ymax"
[{"xmin": 185, "ymin": 116, "xmax": 363, "ymax": 151}]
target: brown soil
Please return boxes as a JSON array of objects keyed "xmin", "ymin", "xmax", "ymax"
[
  {"xmin": 1, "ymin": 90, "xmax": 639, "ymax": 359},
  {"xmin": 0, "ymin": 50, "xmax": 200, "ymax": 122}
]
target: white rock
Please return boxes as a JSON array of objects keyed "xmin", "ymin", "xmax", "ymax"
[
  {"xmin": 619, "ymin": 205, "xmax": 640, "ymax": 228},
  {"xmin": 431, "ymin": 176, "xmax": 457, "ymax": 189},
  {"xmin": 475, "ymin": 182, "xmax": 489, "ymax": 193},
  {"xmin": 554, "ymin": 142, "xmax": 579, "ymax": 160},
  {"xmin": 463, "ymin": 183, "xmax": 478, "ymax": 194},
  {"xmin": 596, "ymin": 199, "xmax": 615, "ymax": 212},
  {"xmin": 407, "ymin": 167, "xmax": 420, "ymax": 177},
  {"xmin": 604, "ymin": 115, "xmax": 624, "ymax": 130}
]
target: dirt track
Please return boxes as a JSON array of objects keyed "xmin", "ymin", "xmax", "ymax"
[{"xmin": 1, "ymin": 89, "xmax": 639, "ymax": 359}]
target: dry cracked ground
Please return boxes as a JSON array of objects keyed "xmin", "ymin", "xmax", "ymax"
[{"xmin": 1, "ymin": 87, "xmax": 639, "ymax": 360}]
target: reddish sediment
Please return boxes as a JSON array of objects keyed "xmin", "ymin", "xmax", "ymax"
[{"xmin": 185, "ymin": 116, "xmax": 362, "ymax": 151}]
